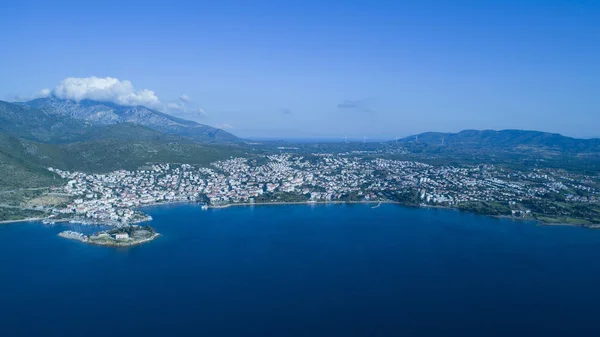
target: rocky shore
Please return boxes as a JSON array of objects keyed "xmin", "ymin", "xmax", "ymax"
[{"xmin": 58, "ymin": 225, "xmax": 160, "ymax": 247}]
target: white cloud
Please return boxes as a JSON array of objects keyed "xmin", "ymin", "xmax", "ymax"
[
  {"xmin": 216, "ymin": 123, "xmax": 234, "ymax": 129},
  {"xmin": 167, "ymin": 102, "xmax": 186, "ymax": 111},
  {"xmin": 38, "ymin": 88, "xmax": 51, "ymax": 97},
  {"xmin": 31, "ymin": 77, "xmax": 205, "ymax": 117},
  {"xmin": 167, "ymin": 95, "xmax": 193, "ymax": 113},
  {"xmin": 51, "ymin": 76, "xmax": 161, "ymax": 108},
  {"xmin": 9, "ymin": 88, "xmax": 51, "ymax": 102},
  {"xmin": 165, "ymin": 103, "xmax": 207, "ymax": 120}
]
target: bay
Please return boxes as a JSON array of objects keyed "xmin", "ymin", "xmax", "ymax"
[{"xmin": 2, "ymin": 204, "xmax": 600, "ymax": 336}]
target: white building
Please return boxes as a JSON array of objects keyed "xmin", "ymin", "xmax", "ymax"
[{"xmin": 114, "ymin": 233, "xmax": 129, "ymax": 240}]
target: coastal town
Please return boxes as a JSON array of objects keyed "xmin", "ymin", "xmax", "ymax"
[{"xmin": 44, "ymin": 154, "xmax": 600, "ymax": 226}]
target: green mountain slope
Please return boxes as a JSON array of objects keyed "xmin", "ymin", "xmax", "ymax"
[
  {"xmin": 0, "ymin": 127, "xmax": 246, "ymax": 190},
  {"xmin": 0, "ymin": 100, "xmax": 248, "ymax": 190},
  {"xmin": 0, "ymin": 133, "xmax": 61, "ymax": 189},
  {"xmin": 22, "ymin": 97, "xmax": 240, "ymax": 143},
  {"xmin": 0, "ymin": 101, "xmax": 93, "ymax": 143},
  {"xmin": 399, "ymin": 129, "xmax": 600, "ymax": 153},
  {"xmin": 58, "ymin": 132, "xmax": 246, "ymax": 172}
]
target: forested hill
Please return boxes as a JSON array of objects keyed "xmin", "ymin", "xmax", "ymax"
[
  {"xmin": 398, "ymin": 129, "xmax": 600, "ymax": 153},
  {"xmin": 0, "ymin": 100, "xmax": 246, "ymax": 190}
]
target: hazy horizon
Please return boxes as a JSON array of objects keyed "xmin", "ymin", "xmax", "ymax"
[{"xmin": 2, "ymin": 1, "xmax": 599, "ymax": 139}]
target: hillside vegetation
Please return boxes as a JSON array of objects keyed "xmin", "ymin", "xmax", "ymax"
[
  {"xmin": 399, "ymin": 129, "xmax": 600, "ymax": 153},
  {"xmin": 21, "ymin": 97, "xmax": 239, "ymax": 143},
  {"xmin": 0, "ymin": 100, "xmax": 248, "ymax": 190}
]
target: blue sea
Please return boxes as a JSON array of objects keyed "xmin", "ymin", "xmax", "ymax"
[{"xmin": 2, "ymin": 204, "xmax": 600, "ymax": 337}]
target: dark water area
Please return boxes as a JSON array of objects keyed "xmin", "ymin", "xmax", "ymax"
[{"xmin": 2, "ymin": 203, "xmax": 600, "ymax": 337}]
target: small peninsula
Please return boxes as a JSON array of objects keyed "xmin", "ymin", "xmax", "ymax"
[{"xmin": 58, "ymin": 225, "xmax": 160, "ymax": 247}]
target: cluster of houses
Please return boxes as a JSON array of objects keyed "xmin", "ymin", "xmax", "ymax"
[{"xmin": 46, "ymin": 153, "xmax": 599, "ymax": 224}]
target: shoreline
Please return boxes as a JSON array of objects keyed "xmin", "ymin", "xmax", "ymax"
[
  {"xmin": 0, "ymin": 200, "xmax": 594, "ymax": 229},
  {"xmin": 0, "ymin": 217, "xmax": 45, "ymax": 225},
  {"xmin": 86, "ymin": 233, "xmax": 162, "ymax": 247},
  {"xmin": 142, "ymin": 199, "xmax": 595, "ymax": 228},
  {"xmin": 58, "ymin": 230, "xmax": 161, "ymax": 247},
  {"xmin": 206, "ymin": 200, "xmax": 400, "ymax": 209}
]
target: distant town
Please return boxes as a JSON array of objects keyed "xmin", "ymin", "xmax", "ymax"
[{"xmin": 45, "ymin": 153, "xmax": 600, "ymax": 227}]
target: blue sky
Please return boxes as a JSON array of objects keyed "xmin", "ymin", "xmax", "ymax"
[{"xmin": 1, "ymin": 0, "xmax": 599, "ymax": 139}]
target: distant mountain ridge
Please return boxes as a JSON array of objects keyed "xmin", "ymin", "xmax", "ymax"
[
  {"xmin": 2, "ymin": 95, "xmax": 599, "ymax": 190},
  {"xmin": 0, "ymin": 99, "xmax": 246, "ymax": 190},
  {"xmin": 398, "ymin": 129, "xmax": 600, "ymax": 153},
  {"xmin": 21, "ymin": 97, "xmax": 238, "ymax": 143},
  {"xmin": 0, "ymin": 100, "xmax": 94, "ymax": 143}
]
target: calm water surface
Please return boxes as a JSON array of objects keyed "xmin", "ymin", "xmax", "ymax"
[{"xmin": 2, "ymin": 204, "xmax": 600, "ymax": 337}]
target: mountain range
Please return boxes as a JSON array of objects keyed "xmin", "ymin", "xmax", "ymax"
[
  {"xmin": 19, "ymin": 97, "xmax": 238, "ymax": 143},
  {"xmin": 0, "ymin": 98, "xmax": 245, "ymax": 190},
  {"xmin": 1, "ymin": 96, "xmax": 599, "ymax": 190},
  {"xmin": 398, "ymin": 129, "xmax": 600, "ymax": 153}
]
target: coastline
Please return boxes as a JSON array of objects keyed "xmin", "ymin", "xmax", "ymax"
[
  {"xmin": 87, "ymin": 233, "xmax": 162, "ymax": 247},
  {"xmin": 0, "ymin": 217, "xmax": 45, "ymax": 225},
  {"xmin": 0, "ymin": 200, "xmax": 593, "ymax": 229},
  {"xmin": 152, "ymin": 199, "xmax": 592, "ymax": 228},
  {"xmin": 58, "ymin": 230, "xmax": 161, "ymax": 247},
  {"xmin": 206, "ymin": 200, "xmax": 400, "ymax": 209}
]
